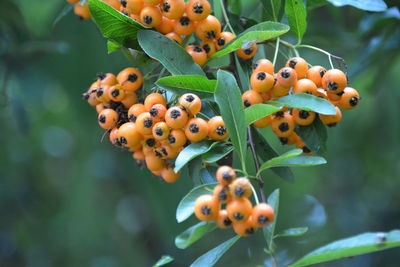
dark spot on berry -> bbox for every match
[252,63,258,70]
[279,137,288,145]
[273,78,277,85]
[193,3,203,14]
[302,146,311,153]
[189,123,199,133]
[234,187,245,197]
[128,73,138,82]
[122,10,129,16]
[319,69,326,77]
[280,69,290,79]
[202,44,210,53]
[96,88,104,97]
[244,47,253,55]
[111,89,120,97]
[120,137,127,144]
[144,118,153,128]
[161,147,168,156]
[97,73,106,80]
[221,171,233,182]
[193,46,203,53]
[113,138,121,147]
[218,188,228,201]
[180,16,190,26]
[278,122,289,132]
[183,140,191,147]
[149,108,158,117]
[233,212,244,221]
[299,110,309,119]
[223,218,232,226]
[336,91,344,96]
[328,81,338,91]
[258,215,269,225]
[155,128,163,136]
[257,72,266,80]
[245,227,255,235]
[155,150,163,158]
[170,109,181,119]
[327,123,337,128]
[143,16,153,25]
[129,114,137,122]
[288,59,297,68]
[201,205,211,216]
[275,111,284,118]
[217,38,226,46]
[120,0,127,7]
[243,100,251,107]
[350,96,359,106]
[216,126,226,136]
[206,30,216,39]
[99,115,106,123]
[162,1,171,12]
[185,94,195,102]
[168,135,176,144]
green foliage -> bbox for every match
[289,230,400,267]
[107,40,121,54]
[263,189,280,251]
[295,117,328,152]
[174,141,220,172]
[153,255,174,267]
[156,75,216,99]
[202,144,234,164]
[327,0,388,12]
[285,0,307,43]
[244,104,281,125]
[175,222,217,249]
[276,227,309,238]
[260,0,282,21]
[257,149,303,175]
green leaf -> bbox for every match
[107,40,121,54]
[277,155,327,167]
[263,189,280,250]
[214,70,248,171]
[257,149,303,175]
[188,157,203,186]
[276,227,308,238]
[190,236,241,267]
[174,141,219,173]
[153,255,174,267]
[176,183,218,223]
[202,144,234,164]
[245,104,281,125]
[285,0,307,43]
[156,75,216,96]
[307,0,328,9]
[253,129,294,183]
[234,54,252,90]
[89,0,145,49]
[295,117,327,153]
[268,93,336,115]
[137,30,206,76]
[327,0,387,12]
[212,22,290,58]
[289,230,400,267]
[201,167,217,183]
[260,0,282,21]
[175,222,217,249]
[53,3,72,27]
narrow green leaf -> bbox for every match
[214,70,247,170]
[253,129,294,183]
[276,227,308,238]
[156,75,216,94]
[174,141,220,172]
[277,155,327,167]
[327,0,387,12]
[201,167,217,183]
[234,54,252,90]
[176,183,218,223]
[137,30,206,76]
[245,104,282,125]
[107,40,120,54]
[263,189,280,250]
[260,0,282,21]
[289,230,400,267]
[258,149,303,175]
[175,222,217,249]
[188,157,203,186]
[190,236,241,267]
[53,3,72,27]
[285,0,307,43]
[212,22,290,58]
[213,0,222,21]
[295,117,327,153]
[268,93,336,115]
[153,255,174,267]
[202,144,234,164]
[89,0,145,49]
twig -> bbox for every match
[220,0,236,34]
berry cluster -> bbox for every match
[242,57,361,154]
[83,68,229,182]
[195,166,274,237]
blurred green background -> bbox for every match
[0,0,399,266]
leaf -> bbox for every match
[174,141,219,173]
[307,0,328,9]
[153,255,174,267]
[156,75,216,97]
[201,167,217,183]
[188,157,203,186]
[260,0,282,21]
[276,227,308,238]
[176,183,218,223]
[253,129,295,183]
[107,40,121,54]
[53,3,72,27]
[190,236,241,267]
[295,117,327,153]
[89,0,145,49]
[214,70,248,170]
[258,149,303,175]
[245,104,282,125]
[285,0,307,43]
[202,144,234,164]
[277,155,327,167]
[289,230,400,267]
[175,222,217,249]
[263,189,280,250]
[137,30,206,76]
[212,22,290,58]
[234,54,252,90]
[327,0,387,12]
[268,93,336,115]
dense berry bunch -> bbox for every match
[83,68,228,182]
[68,0,257,64]
[243,57,361,154]
[194,166,274,237]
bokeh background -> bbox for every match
[0,0,399,266]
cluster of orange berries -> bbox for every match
[242,57,361,154]
[194,166,274,237]
[83,67,229,182]
[68,0,256,65]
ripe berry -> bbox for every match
[161,167,180,183]
[195,15,221,40]
[242,90,263,108]
[126,0,144,14]
[121,91,138,108]
[165,32,183,44]
[74,2,91,20]
[293,78,318,95]
[174,16,194,36]
[286,57,309,78]
[215,31,236,50]
[97,73,117,87]
[152,121,170,140]
[208,116,228,141]
[252,203,275,227]
[133,150,145,160]
[226,198,253,223]
[155,17,175,34]
[144,93,167,111]
[109,127,120,146]
[140,6,162,27]
[322,69,347,93]
[167,129,187,148]
[306,65,327,88]
[161,0,185,19]
[136,112,155,135]
[179,93,202,115]
[201,40,217,58]
[279,132,300,145]
[149,103,167,122]
[338,87,360,110]
[185,45,207,66]
[144,0,161,5]
[216,166,236,185]
[165,107,189,129]
[107,84,125,102]
[216,209,233,229]
[194,194,219,221]
[253,116,272,128]
[277,67,298,88]
[319,106,342,127]
[186,0,211,21]
[98,109,118,129]
[232,216,258,236]
[253,59,274,75]
[250,71,275,93]
[271,80,290,97]
[145,151,165,171]
[229,178,252,199]
[185,117,209,142]
[117,67,143,91]
[213,184,231,204]
[236,43,257,60]
[271,112,295,137]
[118,122,142,148]
[128,103,146,122]
[292,108,316,126]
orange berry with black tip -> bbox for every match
[271,112,295,138]
[186,0,211,21]
[213,184,231,204]
[279,132,300,146]
[327,91,343,102]
[128,103,146,122]
[185,45,207,66]
[98,109,118,130]
[242,90,263,108]
[152,121,170,140]
[185,117,208,142]
[201,40,217,58]
[216,166,236,185]
[145,151,165,171]
[97,73,117,87]
[216,209,233,229]
[253,59,274,75]
[149,103,167,122]
[208,116,228,141]
[74,2,91,20]
[293,108,316,126]
[136,112,155,135]
[174,16,195,36]
[271,80,290,97]
[179,93,202,115]
[118,122,143,148]
[277,67,298,88]
[161,167,180,183]
[107,84,125,102]
[306,65,327,88]
[194,194,219,221]
[126,0,144,14]
[155,17,175,34]
[252,203,274,227]
[195,15,221,40]
[165,32,183,44]
[167,129,187,148]
[286,57,309,78]
[236,43,257,60]
[109,127,121,146]
[319,106,342,127]
[229,177,252,199]
[338,87,360,110]
[215,31,236,50]
[117,67,143,91]
[233,216,258,236]
[140,6,162,27]
[160,0,185,19]
[165,107,189,129]
[250,71,275,93]
[121,91,138,108]
[144,93,167,111]
[293,78,318,95]
[226,197,253,223]
[322,69,347,93]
